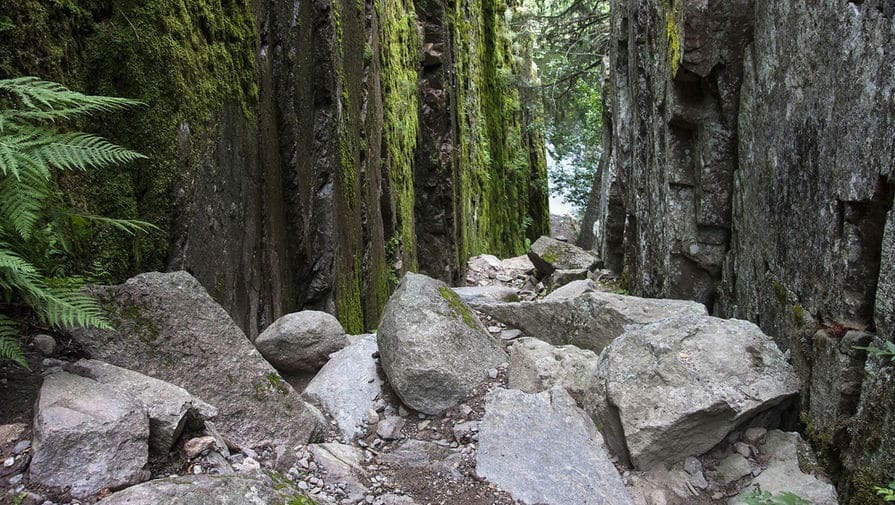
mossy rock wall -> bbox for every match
[0,0,548,336]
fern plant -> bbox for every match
[0,77,154,367]
[740,487,811,505]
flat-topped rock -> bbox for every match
[528,235,600,277]
[477,387,632,505]
[586,314,800,469]
[478,291,707,353]
[508,337,599,405]
[30,372,149,499]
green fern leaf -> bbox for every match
[0,315,27,368]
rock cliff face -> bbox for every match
[0,0,549,336]
[587,0,895,501]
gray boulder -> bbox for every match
[30,372,149,498]
[96,475,289,505]
[736,431,838,505]
[377,273,507,414]
[255,310,349,373]
[478,291,706,353]
[507,337,599,405]
[528,235,599,277]
[545,269,589,292]
[452,286,519,307]
[67,359,217,453]
[70,271,319,449]
[302,334,383,441]
[587,315,800,469]
[477,387,632,505]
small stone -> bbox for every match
[8,473,22,485]
[418,420,430,430]
[734,442,752,458]
[192,465,203,475]
[459,404,473,418]
[376,416,405,440]
[298,481,310,490]
[31,334,56,356]
[683,456,702,476]
[488,368,499,379]
[712,492,723,500]
[744,427,768,444]
[366,409,380,426]
[398,406,409,417]
[3,457,13,467]
[500,329,522,340]
[13,440,31,454]
[184,436,217,459]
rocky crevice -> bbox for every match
[585,1,895,501]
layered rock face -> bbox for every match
[587,0,895,500]
[0,0,548,336]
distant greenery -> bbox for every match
[0,77,154,366]
[515,0,610,213]
[740,488,810,505]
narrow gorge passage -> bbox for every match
[0,1,893,505]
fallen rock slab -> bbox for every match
[478,291,706,353]
[67,359,217,453]
[452,286,519,306]
[29,372,149,499]
[70,271,319,449]
[507,337,599,404]
[255,310,349,373]
[477,387,632,505]
[96,475,296,505]
[377,273,506,414]
[378,440,463,480]
[587,315,800,469]
[528,235,599,277]
[302,334,383,441]
[736,431,838,505]
[542,279,600,301]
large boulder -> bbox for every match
[254,310,349,373]
[377,273,507,414]
[586,315,800,469]
[528,235,599,277]
[70,271,319,449]
[477,387,632,505]
[67,359,217,453]
[96,475,296,505]
[736,431,838,505]
[303,335,383,441]
[507,337,599,405]
[478,291,706,353]
[29,372,149,498]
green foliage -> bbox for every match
[876,481,895,501]
[0,77,154,366]
[516,0,609,215]
[740,487,811,505]
[854,341,895,362]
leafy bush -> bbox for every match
[0,77,153,366]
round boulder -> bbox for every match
[255,311,349,373]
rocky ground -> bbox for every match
[0,238,841,505]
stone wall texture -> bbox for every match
[0,0,549,337]
[584,1,895,502]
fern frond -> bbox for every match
[40,285,112,330]
[0,315,27,368]
[0,77,143,122]
[0,246,38,277]
[29,130,147,172]
[69,213,160,235]
[0,164,48,240]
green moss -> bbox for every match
[772,280,787,304]
[266,372,289,396]
[794,303,805,325]
[376,0,420,274]
[439,286,478,330]
[662,0,682,77]
[0,0,259,282]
